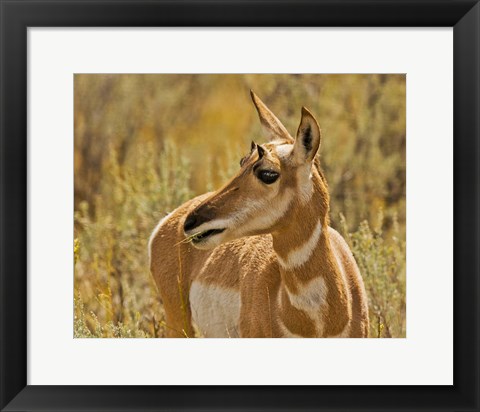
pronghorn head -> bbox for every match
[184,91,328,250]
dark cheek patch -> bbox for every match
[302,125,312,152]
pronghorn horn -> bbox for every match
[250,141,256,152]
[257,145,265,159]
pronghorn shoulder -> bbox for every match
[326,226,358,284]
[193,235,279,291]
[327,227,369,337]
[327,226,354,259]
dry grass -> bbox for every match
[74,74,406,338]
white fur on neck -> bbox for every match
[287,276,328,310]
[286,276,328,337]
[277,220,322,269]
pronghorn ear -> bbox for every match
[250,90,293,142]
[293,107,321,164]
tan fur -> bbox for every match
[149,92,369,338]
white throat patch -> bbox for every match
[277,220,322,269]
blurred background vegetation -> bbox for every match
[74,74,406,338]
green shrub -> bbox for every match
[340,212,406,337]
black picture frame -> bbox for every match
[1,1,479,411]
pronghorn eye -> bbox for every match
[257,170,279,184]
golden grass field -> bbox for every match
[74,74,406,338]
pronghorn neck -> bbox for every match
[271,169,327,263]
[271,184,329,284]
[271,173,350,337]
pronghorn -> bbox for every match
[149,91,369,338]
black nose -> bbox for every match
[184,214,197,232]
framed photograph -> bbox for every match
[1,0,479,411]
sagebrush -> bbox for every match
[74,74,406,338]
